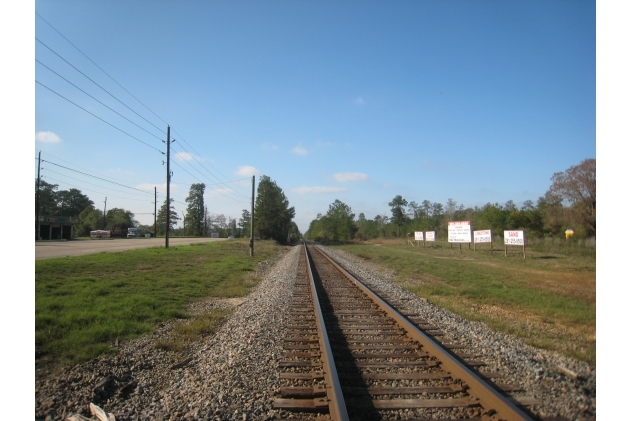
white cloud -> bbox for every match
[292,143,308,155]
[261,143,279,150]
[355,96,364,105]
[175,152,194,161]
[35,131,61,143]
[290,186,347,194]
[333,172,368,182]
[236,165,260,176]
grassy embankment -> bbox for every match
[331,237,595,365]
[36,239,283,367]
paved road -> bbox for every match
[35,237,228,260]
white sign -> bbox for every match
[425,231,435,241]
[448,221,471,243]
[504,230,524,245]
[414,231,424,241]
[474,230,492,243]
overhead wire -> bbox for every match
[36,15,253,213]
[36,81,164,154]
[36,37,165,133]
[171,132,252,197]
[170,146,249,199]
[37,17,251,202]
[36,12,170,127]
[41,159,156,195]
[36,59,164,141]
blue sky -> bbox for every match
[31,0,596,233]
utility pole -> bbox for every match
[250,175,255,257]
[103,197,107,229]
[165,126,172,249]
[154,187,157,237]
[36,151,42,240]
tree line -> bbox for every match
[306,158,596,242]
[36,175,301,243]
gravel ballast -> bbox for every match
[35,244,595,421]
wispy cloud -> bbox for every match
[333,172,368,182]
[235,165,260,176]
[355,96,364,105]
[175,152,195,161]
[35,131,61,143]
[290,186,347,194]
[292,143,308,155]
[316,141,335,148]
[261,143,279,150]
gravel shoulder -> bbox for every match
[35,244,595,421]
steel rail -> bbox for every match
[313,244,534,421]
[303,243,349,421]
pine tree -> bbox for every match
[156,198,180,236]
[183,183,205,236]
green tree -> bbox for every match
[57,188,94,217]
[320,199,357,241]
[239,209,251,238]
[36,179,59,216]
[254,175,295,243]
[76,205,103,236]
[547,158,596,234]
[105,208,137,231]
[183,183,205,236]
[156,198,180,236]
[389,195,408,236]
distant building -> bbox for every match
[36,216,78,240]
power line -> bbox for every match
[43,176,154,204]
[36,15,252,199]
[36,12,170,128]
[42,168,156,200]
[173,129,254,197]
[42,159,156,195]
[36,81,164,154]
[169,148,250,204]
[171,146,249,198]
[36,37,165,133]
[36,59,164,141]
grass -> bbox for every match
[331,238,596,364]
[36,239,283,366]
[154,308,231,352]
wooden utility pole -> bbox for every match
[154,187,157,237]
[165,126,171,249]
[36,150,41,240]
[250,175,255,257]
[103,197,107,228]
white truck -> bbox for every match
[127,227,141,238]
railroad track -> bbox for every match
[273,243,538,421]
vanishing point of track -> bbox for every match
[273,243,537,421]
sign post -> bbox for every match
[504,230,526,258]
[448,221,471,250]
[425,231,435,247]
[473,229,492,252]
[414,231,423,247]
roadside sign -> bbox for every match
[414,231,423,241]
[448,221,471,243]
[474,230,492,243]
[425,231,435,241]
[504,230,526,258]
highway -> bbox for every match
[35,237,228,260]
